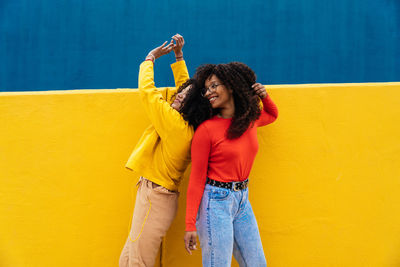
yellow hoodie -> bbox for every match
[125,60,193,191]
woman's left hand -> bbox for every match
[146,40,174,61]
[172,33,184,58]
[252,83,268,99]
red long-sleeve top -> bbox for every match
[185,95,278,231]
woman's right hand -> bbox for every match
[184,231,198,255]
[146,40,174,61]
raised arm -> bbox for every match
[168,34,190,100]
[252,83,279,126]
[138,42,188,139]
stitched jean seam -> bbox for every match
[234,189,249,220]
[206,191,214,267]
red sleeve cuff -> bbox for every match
[185,224,197,232]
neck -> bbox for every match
[218,100,235,118]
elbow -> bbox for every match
[263,109,278,126]
[270,105,279,120]
[267,108,278,123]
[269,114,278,124]
[272,109,279,120]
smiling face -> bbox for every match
[204,75,234,110]
[171,85,191,111]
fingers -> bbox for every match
[184,232,197,255]
[172,33,184,48]
[172,37,180,48]
[158,41,168,48]
[184,236,193,255]
[188,236,197,251]
[184,242,191,255]
[176,35,183,47]
[251,82,263,90]
[252,83,264,94]
[164,42,174,51]
[172,34,182,43]
[252,83,267,99]
[159,41,173,55]
[151,34,184,60]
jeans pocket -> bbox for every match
[209,188,231,201]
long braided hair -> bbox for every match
[193,62,261,139]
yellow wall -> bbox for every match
[1,83,400,267]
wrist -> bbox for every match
[175,53,183,62]
[145,53,155,62]
[175,51,183,58]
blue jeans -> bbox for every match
[196,184,267,267]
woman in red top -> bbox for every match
[184,62,278,266]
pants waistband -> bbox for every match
[206,177,249,191]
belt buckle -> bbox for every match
[233,180,249,191]
[233,182,241,191]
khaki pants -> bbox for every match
[119,178,179,267]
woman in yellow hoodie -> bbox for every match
[119,34,211,267]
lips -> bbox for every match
[208,96,218,104]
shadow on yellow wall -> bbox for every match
[1,83,400,267]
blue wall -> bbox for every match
[1,0,399,92]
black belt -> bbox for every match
[206,177,249,191]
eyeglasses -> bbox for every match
[201,83,224,96]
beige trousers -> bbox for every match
[119,178,179,267]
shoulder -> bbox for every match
[193,119,214,139]
[196,116,221,132]
[195,120,210,133]
[169,107,194,131]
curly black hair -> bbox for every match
[175,78,212,130]
[193,62,261,139]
